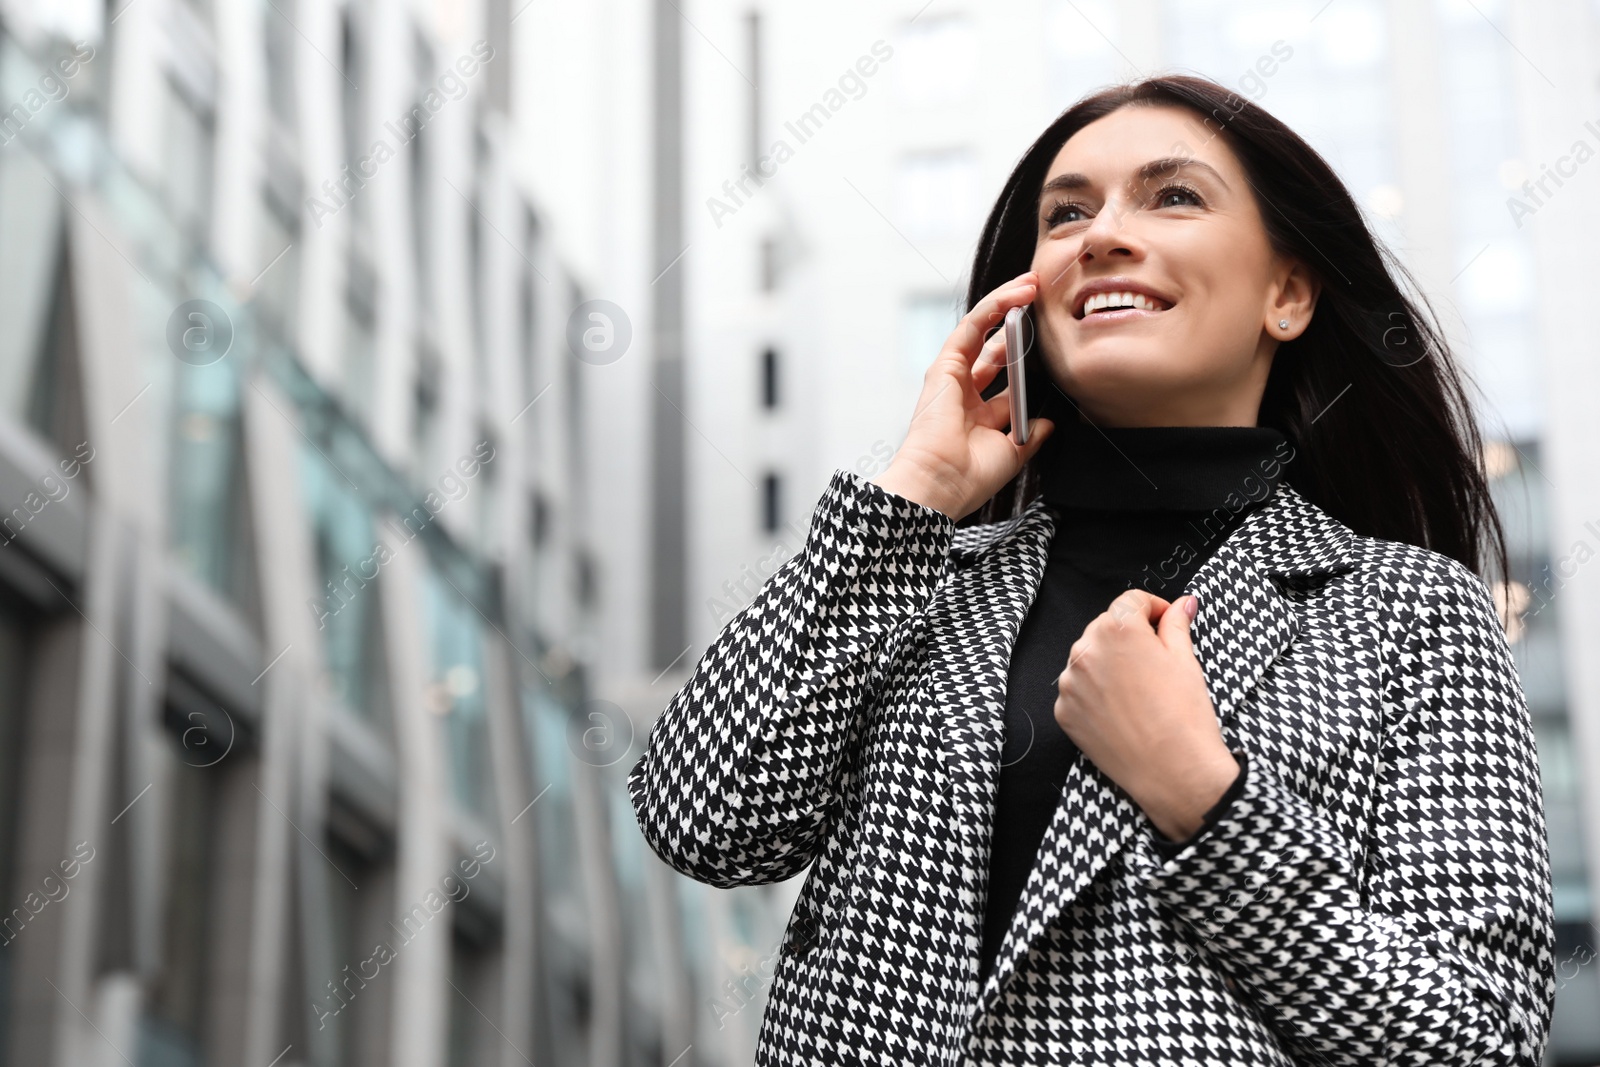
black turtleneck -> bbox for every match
[977,410,1293,984]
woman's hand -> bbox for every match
[870,271,1055,521]
[1054,589,1241,841]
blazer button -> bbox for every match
[1223,976,1239,993]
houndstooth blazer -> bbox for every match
[628,467,1556,1066]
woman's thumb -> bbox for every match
[1160,594,1199,651]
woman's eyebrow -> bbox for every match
[1132,154,1228,187]
[1036,171,1100,195]
[1040,157,1230,197]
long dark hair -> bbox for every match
[964,74,1509,586]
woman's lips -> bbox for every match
[1076,304,1173,326]
[1081,289,1171,315]
[1073,289,1175,318]
[1068,279,1184,326]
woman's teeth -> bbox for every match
[1081,291,1172,317]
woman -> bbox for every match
[628,74,1556,1066]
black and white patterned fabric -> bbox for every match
[628,467,1555,1066]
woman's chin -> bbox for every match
[1055,350,1173,392]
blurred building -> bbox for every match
[3,0,1599,1066]
[0,0,700,1063]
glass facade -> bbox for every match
[1492,440,1592,924]
[170,354,252,607]
[0,2,1595,1065]
[420,563,498,822]
[302,443,389,725]
[0,8,613,1065]
[1162,0,1405,253]
[526,685,592,1066]
[0,150,69,443]
[136,731,220,1067]
[609,774,662,1066]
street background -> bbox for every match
[0,0,1598,1064]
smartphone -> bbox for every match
[1004,305,1030,446]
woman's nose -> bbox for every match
[1078,197,1141,261]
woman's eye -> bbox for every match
[1044,202,1085,227]
[1156,183,1204,208]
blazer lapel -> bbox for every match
[921,503,1056,1012]
[963,479,1356,1021]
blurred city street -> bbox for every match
[0,0,1598,1064]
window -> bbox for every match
[1161,0,1399,251]
[761,473,782,533]
[759,234,780,291]
[343,249,377,428]
[136,729,223,1067]
[0,151,81,451]
[903,293,960,382]
[300,444,389,725]
[171,356,256,610]
[419,564,496,820]
[893,151,979,241]
[446,930,495,1065]
[1311,2,1386,67]
[164,78,214,242]
[21,224,85,451]
[471,131,490,399]
[1435,0,1541,438]
[610,781,663,1062]
[529,490,551,549]
[257,181,301,339]
[410,31,435,319]
[745,12,763,166]
[526,686,592,1067]
[519,207,541,404]
[1044,0,1121,106]
[1488,440,1587,921]
[340,6,367,229]
[319,831,392,1067]
[264,2,297,127]
[574,550,597,609]
[760,347,780,409]
[474,425,501,557]
[894,17,977,106]
[412,342,442,484]
[1535,717,1591,921]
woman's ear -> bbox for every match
[1267,259,1318,340]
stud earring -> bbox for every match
[1278,319,1289,330]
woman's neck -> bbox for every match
[1035,411,1292,513]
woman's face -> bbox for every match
[1029,104,1318,428]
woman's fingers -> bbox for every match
[887,270,1045,522]
[978,386,1013,430]
[942,272,1037,367]
[972,328,1009,391]
[1105,588,1172,628]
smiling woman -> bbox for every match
[960,80,1505,573]
[630,73,1554,1067]
[1028,122,1312,431]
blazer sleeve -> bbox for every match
[1133,557,1556,1067]
[627,468,957,888]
